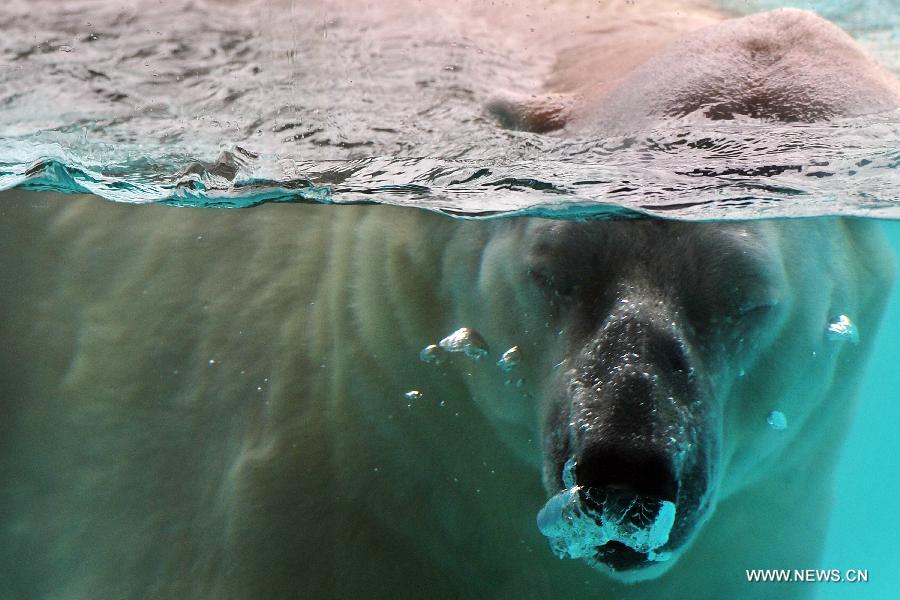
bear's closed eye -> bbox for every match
[737,297,780,319]
[528,266,579,298]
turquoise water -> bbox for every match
[1,0,899,598]
[821,220,900,600]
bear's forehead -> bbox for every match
[525,220,763,268]
[523,219,786,311]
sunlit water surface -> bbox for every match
[0,0,897,218]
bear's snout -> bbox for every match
[566,310,701,485]
[541,304,719,578]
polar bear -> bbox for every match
[0,5,897,600]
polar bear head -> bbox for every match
[459,216,890,582]
[469,8,898,582]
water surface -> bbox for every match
[0,0,897,218]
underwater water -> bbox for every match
[819,219,900,600]
[1,0,899,598]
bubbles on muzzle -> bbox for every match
[536,458,676,566]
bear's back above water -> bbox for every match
[570,9,900,133]
[491,8,900,134]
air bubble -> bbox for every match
[766,410,788,430]
[438,327,489,360]
[419,343,446,364]
[497,346,522,371]
[825,314,859,344]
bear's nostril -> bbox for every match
[574,444,678,503]
[667,343,691,377]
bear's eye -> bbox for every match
[529,267,576,299]
[734,280,782,318]
[737,299,779,319]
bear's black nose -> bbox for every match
[574,443,678,503]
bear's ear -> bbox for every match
[486,92,576,133]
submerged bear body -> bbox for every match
[0,197,892,599]
[1,3,898,599]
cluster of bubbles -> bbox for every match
[536,458,676,563]
[416,313,859,430]
[419,327,522,370]
[408,327,525,401]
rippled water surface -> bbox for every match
[0,0,897,217]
